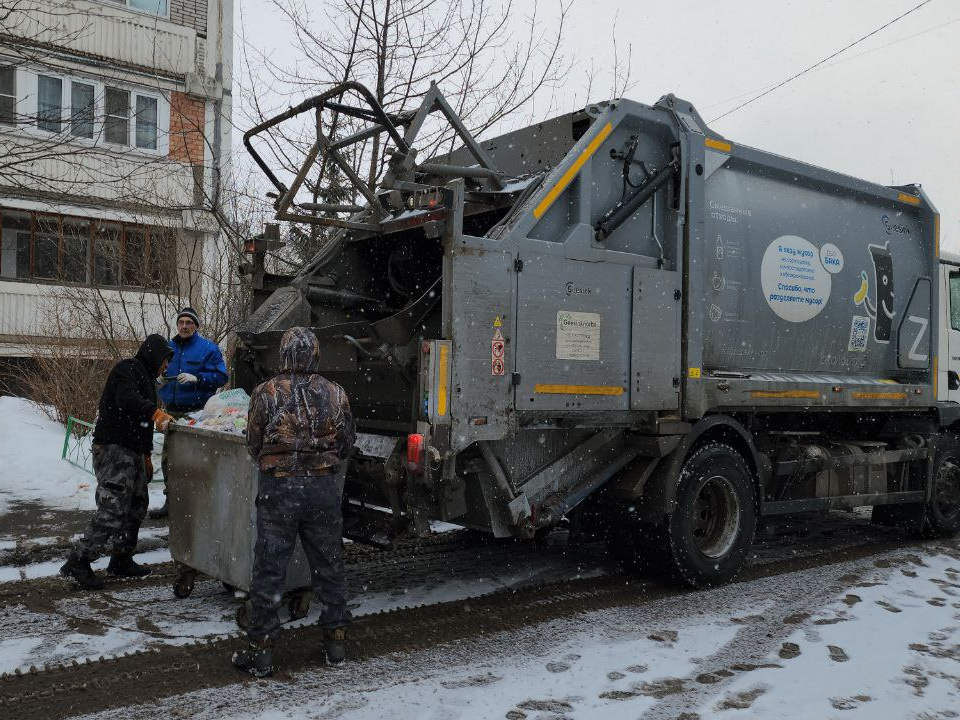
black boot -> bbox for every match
[232,639,273,678]
[60,552,105,590]
[148,497,168,520]
[323,626,347,666]
[107,554,152,577]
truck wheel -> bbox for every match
[926,450,960,536]
[666,443,756,587]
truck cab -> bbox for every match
[938,252,960,403]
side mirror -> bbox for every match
[948,371,960,391]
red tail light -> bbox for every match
[407,433,425,474]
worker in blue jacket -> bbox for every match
[151,307,229,518]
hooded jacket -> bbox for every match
[246,327,355,477]
[158,331,229,411]
[92,334,173,453]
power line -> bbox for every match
[703,14,959,112]
[710,0,936,123]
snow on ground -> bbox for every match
[0,396,165,524]
[0,396,99,514]
[0,546,172,584]
[0,541,603,675]
[88,543,960,720]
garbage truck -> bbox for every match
[168,81,960,589]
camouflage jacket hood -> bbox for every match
[246,328,355,477]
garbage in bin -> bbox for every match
[176,388,250,435]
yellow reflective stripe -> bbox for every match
[705,137,732,153]
[751,390,820,399]
[534,384,625,396]
[898,192,921,206]
[437,344,449,416]
[533,122,614,219]
[851,391,907,400]
[935,214,940,258]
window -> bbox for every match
[0,210,31,279]
[148,229,175,289]
[122,226,148,286]
[62,217,90,283]
[34,215,61,280]
[70,82,95,139]
[950,272,960,332]
[0,66,14,126]
[104,87,129,145]
[6,70,167,153]
[101,0,169,15]
[135,95,158,150]
[0,208,174,288]
[129,0,168,15]
[94,221,121,285]
[37,75,62,133]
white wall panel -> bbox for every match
[0,280,173,356]
[6,1,196,77]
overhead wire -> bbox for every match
[710,0,936,123]
[703,14,959,112]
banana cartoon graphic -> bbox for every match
[854,270,877,319]
[854,271,870,306]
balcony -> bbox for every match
[3,0,197,78]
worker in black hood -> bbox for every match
[61,334,176,590]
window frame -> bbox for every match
[70,80,96,140]
[94,0,170,20]
[104,86,131,146]
[12,67,169,156]
[36,73,63,134]
[0,65,15,126]
[0,206,177,292]
[948,271,960,332]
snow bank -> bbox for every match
[0,396,97,514]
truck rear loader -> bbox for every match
[170,81,960,589]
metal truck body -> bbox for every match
[219,83,960,586]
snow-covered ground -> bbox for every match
[2,396,959,719]
[0,396,101,515]
[82,543,960,720]
[0,396,165,518]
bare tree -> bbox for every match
[238,0,571,263]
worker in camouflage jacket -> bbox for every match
[61,334,175,590]
[232,326,355,678]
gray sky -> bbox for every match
[235,0,959,248]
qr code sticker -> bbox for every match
[848,315,870,351]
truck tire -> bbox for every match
[665,443,756,587]
[926,447,960,537]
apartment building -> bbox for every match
[0,0,233,361]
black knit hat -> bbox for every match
[176,307,200,328]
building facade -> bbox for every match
[0,0,233,358]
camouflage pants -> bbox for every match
[248,473,351,641]
[75,444,149,561]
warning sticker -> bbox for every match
[491,358,505,376]
[556,311,600,361]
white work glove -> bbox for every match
[177,372,198,384]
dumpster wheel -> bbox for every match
[236,601,250,630]
[288,588,312,620]
[173,565,197,599]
